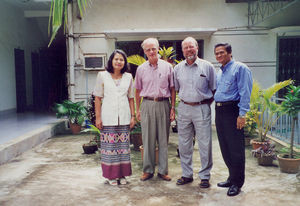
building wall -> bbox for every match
[70,0,281,102]
[0,2,45,112]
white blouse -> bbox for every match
[93,71,134,126]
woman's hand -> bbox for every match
[96,118,103,130]
[130,117,136,129]
[136,111,141,121]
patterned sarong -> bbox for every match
[100,125,132,179]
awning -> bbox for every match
[103,28,217,38]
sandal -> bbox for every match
[176,176,193,185]
[199,179,210,188]
[119,177,127,185]
[107,179,118,186]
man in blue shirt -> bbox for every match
[214,43,253,196]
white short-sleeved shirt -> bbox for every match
[93,71,134,126]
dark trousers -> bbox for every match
[215,103,245,188]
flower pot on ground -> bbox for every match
[54,100,88,134]
[277,154,300,173]
[82,124,101,148]
[251,141,276,166]
[277,85,300,173]
[139,145,159,165]
[82,141,98,154]
[249,80,292,148]
[130,122,142,151]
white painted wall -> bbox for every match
[0,2,46,112]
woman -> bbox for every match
[93,50,135,185]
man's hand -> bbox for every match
[236,116,246,130]
[170,108,175,122]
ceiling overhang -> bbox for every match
[103,28,217,38]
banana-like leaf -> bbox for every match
[48,0,88,47]
[127,55,146,66]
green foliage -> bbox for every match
[250,79,293,142]
[281,85,300,119]
[130,121,141,134]
[127,55,146,66]
[82,124,100,135]
[281,85,300,158]
[54,100,87,125]
[48,0,88,47]
[279,147,300,159]
[159,46,176,61]
[244,109,257,137]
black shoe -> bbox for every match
[227,185,241,196]
[176,176,193,185]
[217,180,232,188]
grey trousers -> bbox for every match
[141,99,170,175]
[177,102,213,180]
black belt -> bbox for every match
[144,97,169,102]
[181,99,211,106]
[215,101,239,107]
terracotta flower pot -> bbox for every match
[277,154,300,174]
[69,122,81,134]
[139,145,159,165]
[251,139,268,150]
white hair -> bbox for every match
[141,38,159,50]
[182,37,198,48]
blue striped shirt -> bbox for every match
[214,60,253,116]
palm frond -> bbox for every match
[263,79,293,100]
[48,0,88,47]
[127,55,146,66]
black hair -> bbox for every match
[214,43,232,54]
[106,49,129,74]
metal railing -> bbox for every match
[263,97,300,147]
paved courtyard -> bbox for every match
[0,128,299,206]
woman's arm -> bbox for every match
[95,96,103,129]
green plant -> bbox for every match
[54,100,87,125]
[82,124,101,147]
[48,0,88,47]
[130,121,141,135]
[281,85,300,158]
[127,55,146,66]
[250,79,293,142]
[244,109,258,137]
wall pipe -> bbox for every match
[67,2,75,101]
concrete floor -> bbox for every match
[0,128,299,206]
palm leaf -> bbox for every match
[48,0,88,47]
[263,79,293,100]
[127,55,146,66]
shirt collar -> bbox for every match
[220,60,234,71]
[148,59,160,70]
[184,57,200,67]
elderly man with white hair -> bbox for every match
[135,37,176,182]
[174,37,216,188]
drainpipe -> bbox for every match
[67,2,75,101]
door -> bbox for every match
[14,48,26,113]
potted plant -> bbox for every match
[251,140,276,166]
[54,100,88,134]
[82,124,101,154]
[249,79,293,149]
[130,121,143,151]
[277,85,300,173]
[244,109,258,146]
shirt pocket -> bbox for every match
[221,77,236,93]
[158,73,169,89]
[195,73,208,92]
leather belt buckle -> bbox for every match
[216,102,222,106]
[154,97,159,102]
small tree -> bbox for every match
[281,85,300,158]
